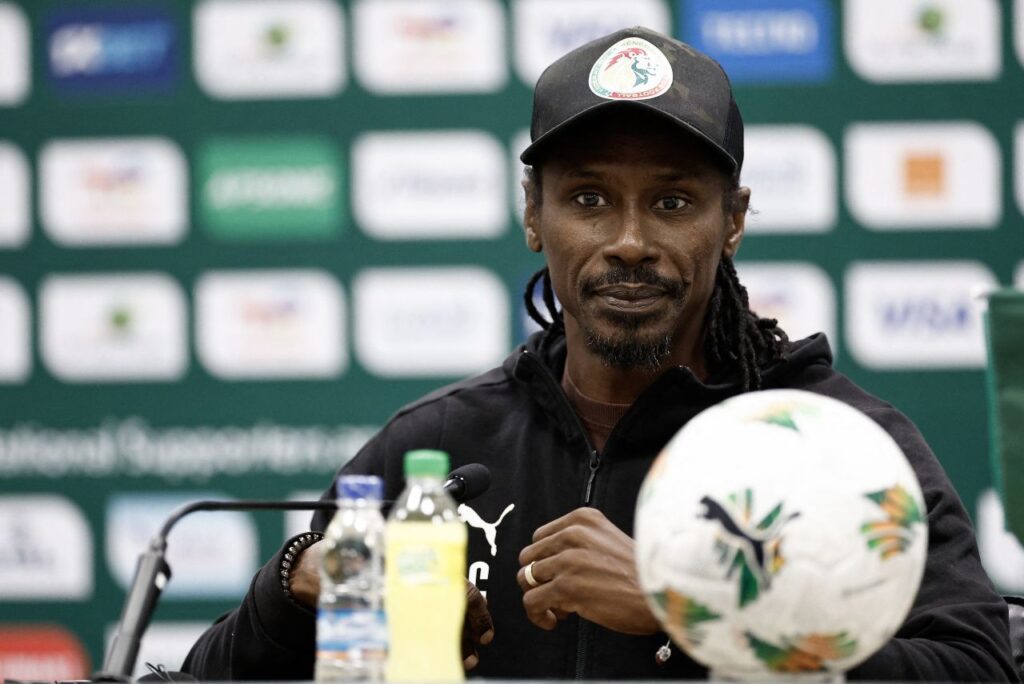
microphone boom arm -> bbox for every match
[96,500,337,682]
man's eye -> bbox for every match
[655,196,689,210]
[573,192,607,207]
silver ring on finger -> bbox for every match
[525,560,541,587]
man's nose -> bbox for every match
[601,204,658,265]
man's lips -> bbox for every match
[591,284,667,309]
[593,284,666,300]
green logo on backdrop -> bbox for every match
[199,137,343,240]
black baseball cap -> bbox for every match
[520,26,743,173]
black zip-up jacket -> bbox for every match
[183,330,1017,681]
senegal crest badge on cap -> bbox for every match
[589,37,673,101]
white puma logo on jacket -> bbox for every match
[458,502,515,557]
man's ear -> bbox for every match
[523,180,543,253]
[723,186,750,258]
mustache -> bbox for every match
[582,266,686,298]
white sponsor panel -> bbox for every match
[40,273,188,382]
[354,0,505,94]
[194,0,344,99]
[512,0,670,86]
[0,278,30,382]
[0,495,92,599]
[735,262,836,351]
[196,270,346,379]
[845,0,1000,82]
[354,131,506,239]
[0,141,29,246]
[1018,0,1024,70]
[845,261,996,369]
[106,493,258,599]
[286,490,325,540]
[1016,122,1024,219]
[742,125,835,233]
[105,622,210,678]
[977,489,1024,594]
[1016,262,1024,290]
[0,3,29,105]
[355,267,509,376]
[845,122,1000,230]
[40,138,187,246]
[511,129,532,226]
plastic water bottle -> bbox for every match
[315,475,387,681]
[385,450,468,682]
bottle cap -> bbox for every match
[404,449,449,478]
[336,475,384,501]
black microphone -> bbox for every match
[444,463,491,503]
[97,464,491,681]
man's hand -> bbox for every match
[462,580,494,670]
[289,541,494,670]
[516,507,659,635]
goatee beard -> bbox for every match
[583,327,673,371]
[579,265,684,371]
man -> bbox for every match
[184,27,1016,681]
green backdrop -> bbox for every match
[1,0,1022,675]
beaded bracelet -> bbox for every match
[279,532,323,601]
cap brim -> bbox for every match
[519,100,739,172]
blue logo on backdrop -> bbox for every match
[881,298,972,334]
[679,0,833,84]
[46,7,177,94]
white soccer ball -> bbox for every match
[635,389,927,681]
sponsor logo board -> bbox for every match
[511,129,532,227]
[1016,122,1024,219]
[742,125,835,233]
[354,267,509,376]
[845,261,996,369]
[845,0,1000,82]
[106,493,257,599]
[354,131,506,239]
[0,3,29,105]
[513,0,670,86]
[46,7,178,94]
[679,0,833,83]
[517,267,558,343]
[40,138,187,246]
[104,622,209,678]
[0,495,92,600]
[0,626,90,680]
[286,490,324,540]
[1018,0,1024,71]
[1016,262,1024,290]
[196,270,346,379]
[0,278,30,383]
[354,0,505,94]
[0,141,29,247]
[736,262,836,352]
[194,0,344,99]
[198,137,342,240]
[40,273,188,382]
[845,122,1000,229]
[977,488,1024,594]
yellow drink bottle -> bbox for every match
[385,450,467,682]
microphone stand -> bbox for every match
[95,500,336,682]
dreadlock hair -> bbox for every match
[522,167,788,393]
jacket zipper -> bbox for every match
[583,449,601,506]
[518,351,602,680]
